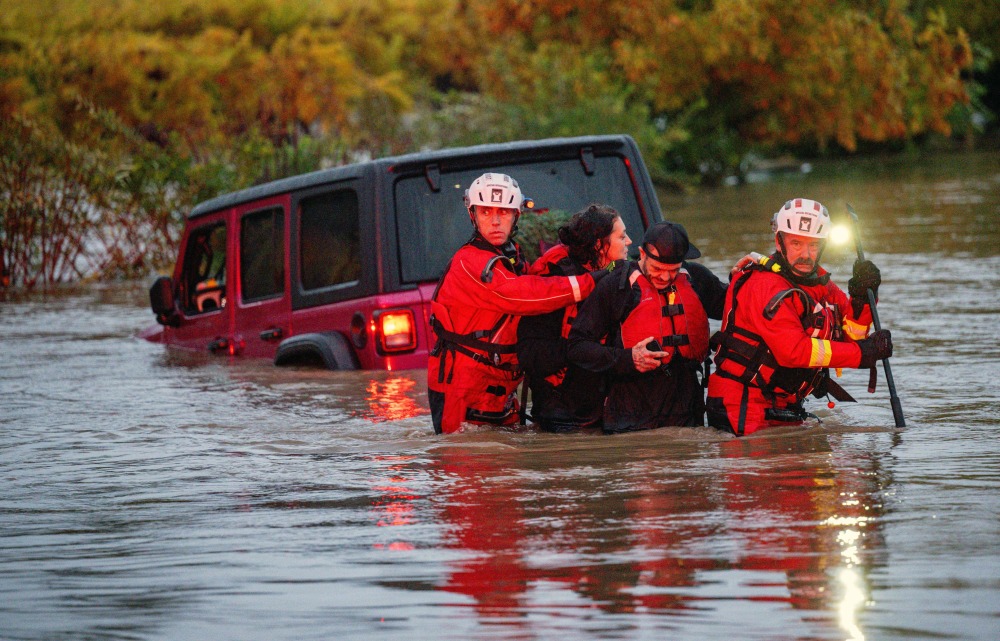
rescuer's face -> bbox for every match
[778,232,824,277]
[474,205,517,246]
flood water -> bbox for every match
[2,150,999,640]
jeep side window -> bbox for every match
[299,189,360,291]
[182,223,227,314]
[240,207,285,303]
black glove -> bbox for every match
[848,259,881,316]
[857,329,893,368]
[811,370,830,398]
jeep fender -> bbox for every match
[274,332,359,370]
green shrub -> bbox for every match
[515,208,573,265]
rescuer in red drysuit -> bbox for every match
[428,173,606,435]
[566,221,728,433]
[515,204,632,432]
[706,198,894,436]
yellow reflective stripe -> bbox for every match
[809,338,832,367]
[842,318,869,341]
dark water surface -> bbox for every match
[2,151,999,640]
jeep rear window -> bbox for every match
[394,155,645,283]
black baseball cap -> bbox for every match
[642,222,701,264]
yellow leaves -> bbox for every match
[1,0,426,157]
[0,0,978,168]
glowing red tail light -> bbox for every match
[373,309,417,353]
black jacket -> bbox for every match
[516,253,605,431]
[566,260,726,433]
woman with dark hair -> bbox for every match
[516,204,632,432]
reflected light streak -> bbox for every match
[837,529,862,566]
[833,507,869,641]
[823,516,870,527]
[837,566,866,641]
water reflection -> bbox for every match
[422,430,889,637]
[371,455,418,552]
[718,432,887,638]
[433,446,533,622]
[361,377,428,423]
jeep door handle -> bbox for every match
[208,337,232,353]
[259,327,284,341]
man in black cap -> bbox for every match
[566,221,728,433]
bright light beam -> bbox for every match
[829,224,851,246]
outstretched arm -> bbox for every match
[453,254,595,315]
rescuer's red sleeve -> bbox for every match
[450,251,594,316]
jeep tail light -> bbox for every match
[373,309,416,353]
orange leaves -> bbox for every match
[2,0,424,157]
[461,0,973,154]
[0,0,978,174]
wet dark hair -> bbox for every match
[558,204,620,268]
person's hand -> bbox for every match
[730,252,764,277]
[631,336,668,373]
[849,259,881,316]
[849,259,881,298]
[857,329,893,368]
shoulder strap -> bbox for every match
[763,287,815,321]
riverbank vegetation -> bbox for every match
[0,0,991,290]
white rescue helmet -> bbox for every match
[771,198,830,239]
[464,173,523,220]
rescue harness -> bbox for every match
[429,236,524,385]
[710,260,845,434]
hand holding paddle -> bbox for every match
[846,204,906,427]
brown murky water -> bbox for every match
[1,150,998,640]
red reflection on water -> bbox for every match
[434,449,533,619]
[362,376,428,422]
[719,432,885,621]
[623,460,723,613]
[370,455,420,552]
[426,431,886,634]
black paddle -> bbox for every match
[846,204,906,427]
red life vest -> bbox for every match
[711,266,843,402]
[620,268,710,364]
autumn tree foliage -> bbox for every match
[461,0,973,168]
[0,0,979,288]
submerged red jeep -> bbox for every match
[142,135,665,370]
